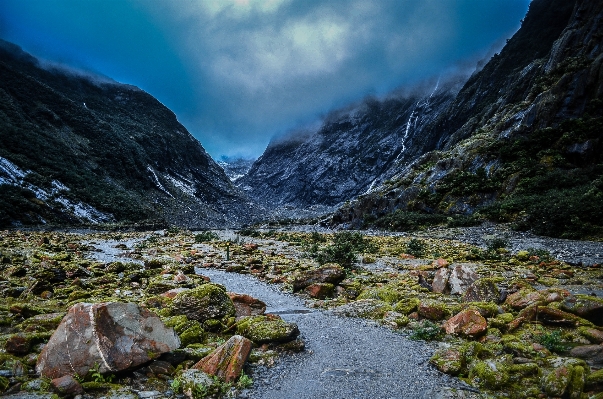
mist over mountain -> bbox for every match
[0,39,256,228]
[239,74,468,211]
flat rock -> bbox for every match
[569,345,603,367]
[228,292,266,317]
[36,302,180,379]
[193,335,252,382]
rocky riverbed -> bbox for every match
[0,225,601,398]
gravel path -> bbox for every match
[200,269,474,399]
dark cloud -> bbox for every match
[0,0,530,159]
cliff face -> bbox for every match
[333,0,603,239]
[239,78,464,210]
[0,40,255,228]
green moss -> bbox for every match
[179,323,206,346]
[393,298,420,314]
[357,284,405,304]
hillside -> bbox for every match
[332,0,603,239]
[0,40,255,228]
[239,77,465,210]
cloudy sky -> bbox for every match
[0,0,530,160]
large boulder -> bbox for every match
[559,294,603,326]
[36,302,180,379]
[193,335,252,382]
[291,264,346,292]
[170,284,235,322]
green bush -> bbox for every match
[406,239,427,257]
[195,231,219,242]
[537,330,567,353]
[311,231,376,268]
[410,320,442,341]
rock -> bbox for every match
[235,315,299,344]
[161,288,189,299]
[462,278,500,303]
[569,345,603,367]
[291,264,346,292]
[393,298,420,314]
[448,265,477,295]
[541,359,586,399]
[170,284,235,322]
[506,288,572,310]
[51,375,84,396]
[36,302,180,379]
[5,334,31,355]
[305,283,334,299]
[559,294,603,326]
[468,360,509,389]
[578,326,603,344]
[443,309,488,338]
[430,347,464,375]
[193,335,252,382]
[586,368,603,390]
[175,369,221,399]
[333,299,393,319]
[228,292,266,317]
[431,268,450,294]
[146,360,175,376]
[542,365,572,397]
[418,300,450,320]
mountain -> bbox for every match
[0,40,256,228]
[217,157,255,182]
[239,77,466,210]
[332,0,603,239]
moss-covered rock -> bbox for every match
[357,284,405,304]
[468,360,510,389]
[418,300,450,320]
[170,284,235,322]
[430,347,464,376]
[332,299,393,319]
[236,315,299,344]
[586,368,603,390]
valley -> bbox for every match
[1,0,603,397]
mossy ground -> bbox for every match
[1,228,602,397]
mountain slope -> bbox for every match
[333,0,603,239]
[239,78,465,209]
[0,40,255,228]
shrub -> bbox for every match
[410,320,442,341]
[312,231,376,268]
[195,231,219,243]
[406,239,427,257]
[537,330,566,353]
